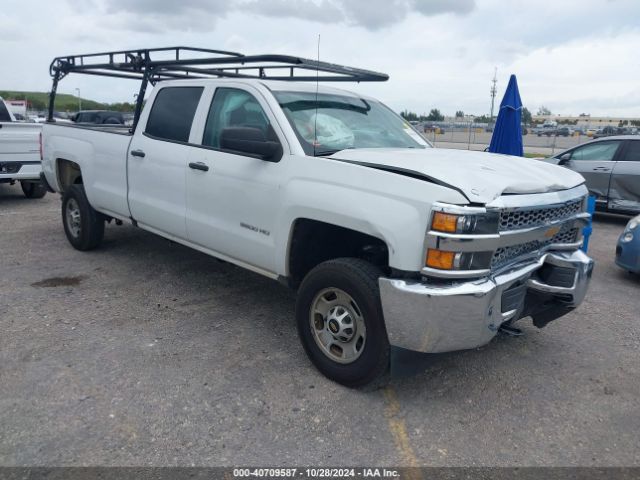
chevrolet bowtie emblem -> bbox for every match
[544,226,561,238]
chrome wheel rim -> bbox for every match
[309,288,366,364]
[66,198,81,238]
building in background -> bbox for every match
[5,99,28,119]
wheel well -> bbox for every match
[57,159,82,191]
[288,219,389,287]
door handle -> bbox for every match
[130,149,146,158]
[188,162,209,172]
[592,166,611,171]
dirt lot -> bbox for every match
[1,184,639,466]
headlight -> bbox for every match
[431,210,499,235]
[628,218,639,231]
[621,232,634,243]
[426,249,493,271]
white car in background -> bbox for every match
[0,97,46,198]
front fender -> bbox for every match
[274,167,468,274]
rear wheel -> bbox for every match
[62,184,104,250]
[296,258,390,387]
[20,181,47,199]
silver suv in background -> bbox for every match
[542,136,640,215]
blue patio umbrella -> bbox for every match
[488,74,523,156]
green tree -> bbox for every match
[455,110,464,118]
[426,108,444,121]
[522,107,532,126]
[400,110,418,121]
[537,105,551,116]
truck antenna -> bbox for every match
[313,34,320,157]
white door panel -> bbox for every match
[186,148,281,272]
[127,136,189,237]
[127,85,204,239]
[185,86,284,273]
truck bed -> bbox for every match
[43,122,133,219]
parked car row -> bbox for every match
[531,124,639,138]
[592,126,638,139]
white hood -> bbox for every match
[331,148,585,204]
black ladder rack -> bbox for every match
[47,46,389,129]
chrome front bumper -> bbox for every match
[379,249,594,353]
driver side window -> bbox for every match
[202,88,272,149]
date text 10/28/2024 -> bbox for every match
[232,468,401,478]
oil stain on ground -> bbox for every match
[31,275,87,288]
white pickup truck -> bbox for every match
[41,48,594,386]
[0,97,46,198]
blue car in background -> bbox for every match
[616,215,640,273]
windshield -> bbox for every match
[273,91,429,156]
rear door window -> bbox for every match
[620,141,640,162]
[145,87,204,143]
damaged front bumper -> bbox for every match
[379,249,594,353]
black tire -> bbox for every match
[20,181,47,199]
[61,184,104,250]
[296,258,390,388]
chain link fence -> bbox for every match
[418,123,596,156]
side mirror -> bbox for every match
[558,153,571,165]
[220,127,282,162]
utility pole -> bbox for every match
[489,67,497,122]
[75,88,81,112]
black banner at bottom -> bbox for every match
[0,467,638,480]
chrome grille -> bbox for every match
[499,199,584,231]
[491,227,579,268]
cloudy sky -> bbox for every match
[1,0,639,117]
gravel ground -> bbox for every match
[1,184,639,467]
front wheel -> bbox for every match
[296,258,390,387]
[20,181,47,199]
[62,184,104,250]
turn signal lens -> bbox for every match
[432,212,458,233]
[426,249,455,269]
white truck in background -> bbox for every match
[41,48,594,387]
[0,97,46,198]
